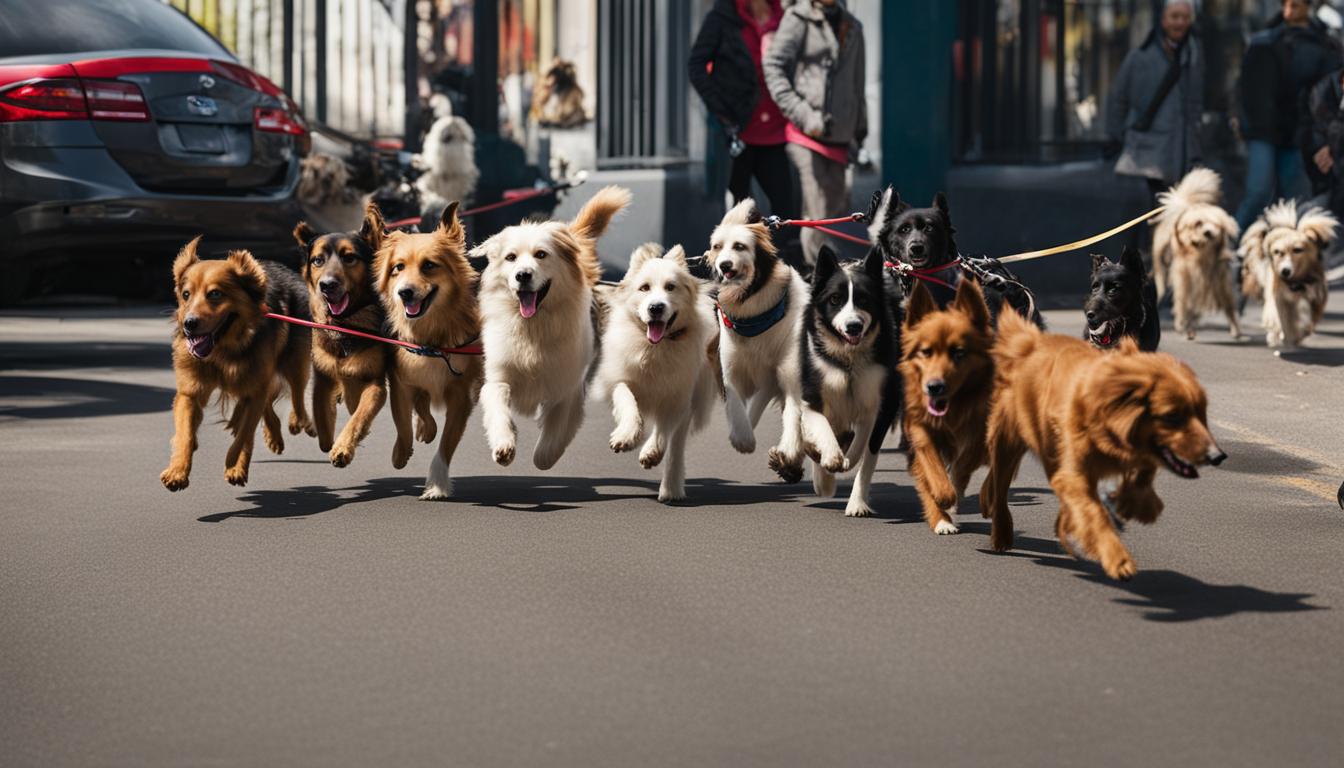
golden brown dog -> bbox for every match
[294,203,390,467]
[160,238,314,491]
[980,309,1226,580]
[531,58,587,128]
[376,201,483,499]
[900,279,995,535]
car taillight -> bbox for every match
[83,81,149,121]
[255,106,305,135]
[0,78,88,121]
[0,78,148,123]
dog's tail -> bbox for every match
[1158,167,1223,212]
[571,185,632,242]
[993,299,1041,368]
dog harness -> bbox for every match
[718,290,789,337]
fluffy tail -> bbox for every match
[571,185,632,241]
[1158,167,1223,211]
[994,302,1041,370]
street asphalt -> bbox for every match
[1,292,1342,767]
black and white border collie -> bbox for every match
[799,245,901,516]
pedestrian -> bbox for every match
[1235,0,1343,231]
[762,0,866,266]
[1104,0,1204,201]
[689,0,795,219]
[1303,66,1344,217]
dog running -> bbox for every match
[1239,199,1339,349]
[161,238,314,491]
[1083,246,1161,352]
[1152,168,1241,341]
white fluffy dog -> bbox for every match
[595,244,719,502]
[473,185,631,469]
[707,199,813,484]
[416,114,480,214]
[1239,199,1338,349]
[1152,168,1242,340]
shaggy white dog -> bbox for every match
[1239,200,1338,349]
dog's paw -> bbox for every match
[264,430,285,456]
[639,445,664,469]
[767,449,804,484]
[494,443,516,467]
[990,523,1014,552]
[420,482,452,501]
[330,442,355,468]
[728,428,756,454]
[609,427,641,454]
[160,466,190,492]
[657,483,686,504]
[289,412,314,437]
[1104,553,1138,581]
[844,500,873,518]
[822,452,850,474]
[1185,329,1196,341]
[392,439,413,470]
[415,415,437,444]
[224,466,248,487]
[933,519,960,535]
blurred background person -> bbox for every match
[1235,0,1342,231]
[1304,65,1344,219]
[763,0,866,266]
[1105,0,1203,201]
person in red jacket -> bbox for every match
[689,0,797,222]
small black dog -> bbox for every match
[866,186,1041,326]
[1083,246,1160,352]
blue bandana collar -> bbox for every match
[718,289,789,338]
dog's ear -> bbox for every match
[904,280,936,329]
[1096,364,1154,455]
[436,201,461,234]
[227,249,269,304]
[812,245,840,290]
[1298,205,1339,247]
[952,278,991,333]
[863,247,885,282]
[293,221,317,250]
[359,201,386,252]
[665,244,688,268]
[1120,246,1145,276]
[933,192,950,217]
[627,242,663,275]
[1090,253,1106,274]
[172,236,202,287]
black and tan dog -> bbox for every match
[293,203,391,467]
[161,238,314,491]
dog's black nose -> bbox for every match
[718,261,734,274]
[845,321,864,336]
[516,269,533,285]
[319,278,341,294]
[397,287,415,302]
[925,380,947,397]
[1280,266,1293,279]
[1085,310,1097,323]
[647,302,666,318]
[183,316,200,333]
[909,242,926,257]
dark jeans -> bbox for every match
[728,142,802,266]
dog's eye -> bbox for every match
[206,289,223,301]
[391,263,405,274]
[181,290,190,299]
[505,253,517,262]
[919,347,933,358]
[639,284,651,292]
[950,346,965,361]
[829,294,844,306]
[1090,282,1099,291]
[665,282,677,292]
[421,262,437,272]
[340,254,356,265]
[733,242,747,251]
[535,250,547,259]
[310,256,324,267]
[899,225,911,234]
[711,243,722,251]
[1160,413,1184,427]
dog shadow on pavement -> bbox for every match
[198,476,423,522]
[964,525,1324,623]
[451,475,809,513]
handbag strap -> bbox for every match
[1133,41,1185,132]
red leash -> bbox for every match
[812,225,872,247]
[263,311,483,357]
[884,258,961,290]
[385,186,558,230]
[765,213,871,247]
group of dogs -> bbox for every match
[160,166,1329,581]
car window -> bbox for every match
[0,0,229,58]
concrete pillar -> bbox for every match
[880,0,956,202]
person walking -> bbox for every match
[689,0,795,221]
[1303,66,1344,217]
[762,0,866,265]
[1235,0,1343,231]
[1104,0,1204,200]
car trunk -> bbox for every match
[71,62,293,194]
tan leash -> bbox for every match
[998,206,1166,264]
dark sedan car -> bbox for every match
[0,0,309,303]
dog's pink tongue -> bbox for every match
[328,294,350,316]
[404,297,423,316]
[518,291,538,318]
[647,320,667,344]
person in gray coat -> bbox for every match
[763,0,866,264]
[1105,0,1204,198]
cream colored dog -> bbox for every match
[1239,199,1338,349]
[595,243,718,502]
[1152,168,1241,340]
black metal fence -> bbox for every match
[596,0,689,166]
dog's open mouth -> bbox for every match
[185,332,216,359]
[517,282,551,319]
[1158,444,1199,479]
[325,289,350,318]
[841,329,865,345]
[403,286,438,319]
[646,312,678,344]
[1088,318,1126,349]
[926,395,950,418]
[719,267,740,281]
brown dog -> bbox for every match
[376,201,483,499]
[900,279,995,535]
[294,203,390,467]
[980,309,1226,580]
[160,238,314,491]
